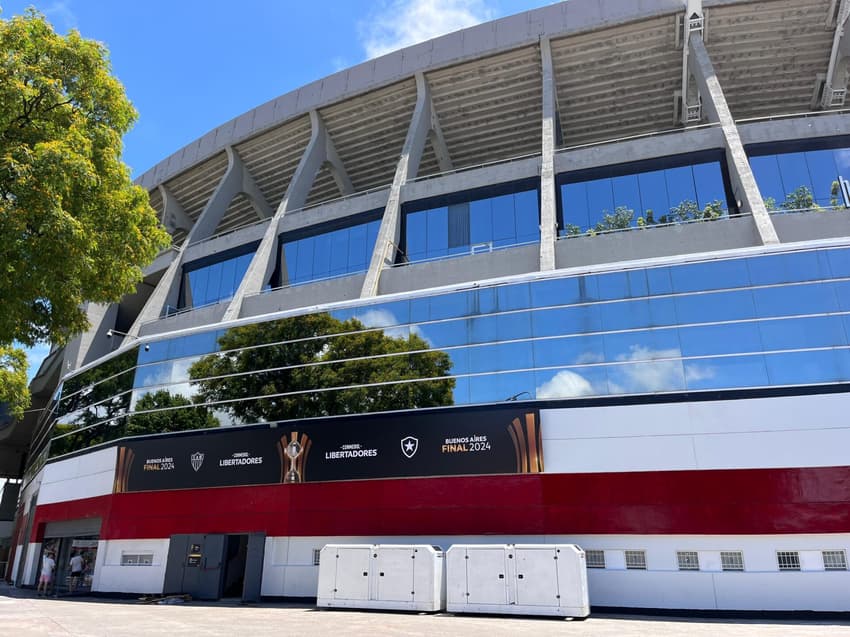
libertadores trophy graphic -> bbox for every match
[284,440,302,483]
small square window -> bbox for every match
[585,550,605,569]
[677,551,699,571]
[720,551,744,571]
[120,553,154,566]
[777,551,801,571]
[313,549,321,566]
[823,550,847,571]
[625,550,646,570]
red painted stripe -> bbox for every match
[29,466,850,542]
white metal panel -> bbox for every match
[514,546,560,606]
[92,539,169,594]
[541,392,850,473]
[465,547,511,606]
[39,447,118,505]
[374,546,414,602]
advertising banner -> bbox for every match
[114,407,542,493]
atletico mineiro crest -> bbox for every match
[190,452,204,472]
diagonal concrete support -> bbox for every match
[221,110,350,321]
[360,72,441,298]
[233,149,274,220]
[158,184,193,237]
[539,36,559,272]
[428,97,453,173]
[128,146,271,333]
[688,33,779,245]
[821,0,850,109]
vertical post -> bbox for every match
[539,36,559,271]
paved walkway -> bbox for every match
[3,583,849,636]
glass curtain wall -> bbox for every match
[281,217,381,286]
[749,144,850,211]
[403,182,540,264]
[558,154,730,235]
[180,247,256,310]
[49,246,850,457]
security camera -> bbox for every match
[144,344,150,352]
[106,329,113,338]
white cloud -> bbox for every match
[536,370,595,399]
[43,1,78,31]
[353,308,428,343]
[359,0,496,60]
[606,345,714,394]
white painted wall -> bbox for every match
[91,538,169,594]
[261,533,850,611]
[542,392,850,473]
[39,447,117,505]
[20,542,40,587]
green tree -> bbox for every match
[0,10,169,408]
[781,186,817,211]
[189,313,455,424]
[0,345,29,419]
[124,390,219,437]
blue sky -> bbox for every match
[0,0,552,378]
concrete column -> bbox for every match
[688,33,779,245]
[221,110,349,321]
[360,72,435,297]
[539,36,559,272]
[128,146,269,334]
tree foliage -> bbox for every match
[0,10,169,348]
[0,345,30,419]
[189,313,456,424]
[563,200,726,236]
[124,390,219,437]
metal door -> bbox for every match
[176,533,206,596]
[195,534,226,600]
[163,535,189,594]
[333,546,371,601]
[241,533,265,603]
[514,547,560,606]
[465,548,510,605]
[374,546,414,602]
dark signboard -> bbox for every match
[114,407,542,493]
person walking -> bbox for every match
[37,551,56,597]
[69,551,85,593]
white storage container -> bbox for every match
[317,544,445,611]
[446,544,589,618]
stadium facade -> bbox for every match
[3,0,850,611]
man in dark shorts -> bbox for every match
[69,551,85,593]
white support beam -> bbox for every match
[221,109,342,321]
[428,97,453,173]
[688,33,779,246]
[539,36,558,272]
[128,145,273,333]
[360,72,435,298]
[232,148,274,220]
[821,0,850,109]
[157,184,193,236]
[679,0,704,125]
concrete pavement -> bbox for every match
[2,583,850,636]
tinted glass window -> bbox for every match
[560,160,729,235]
